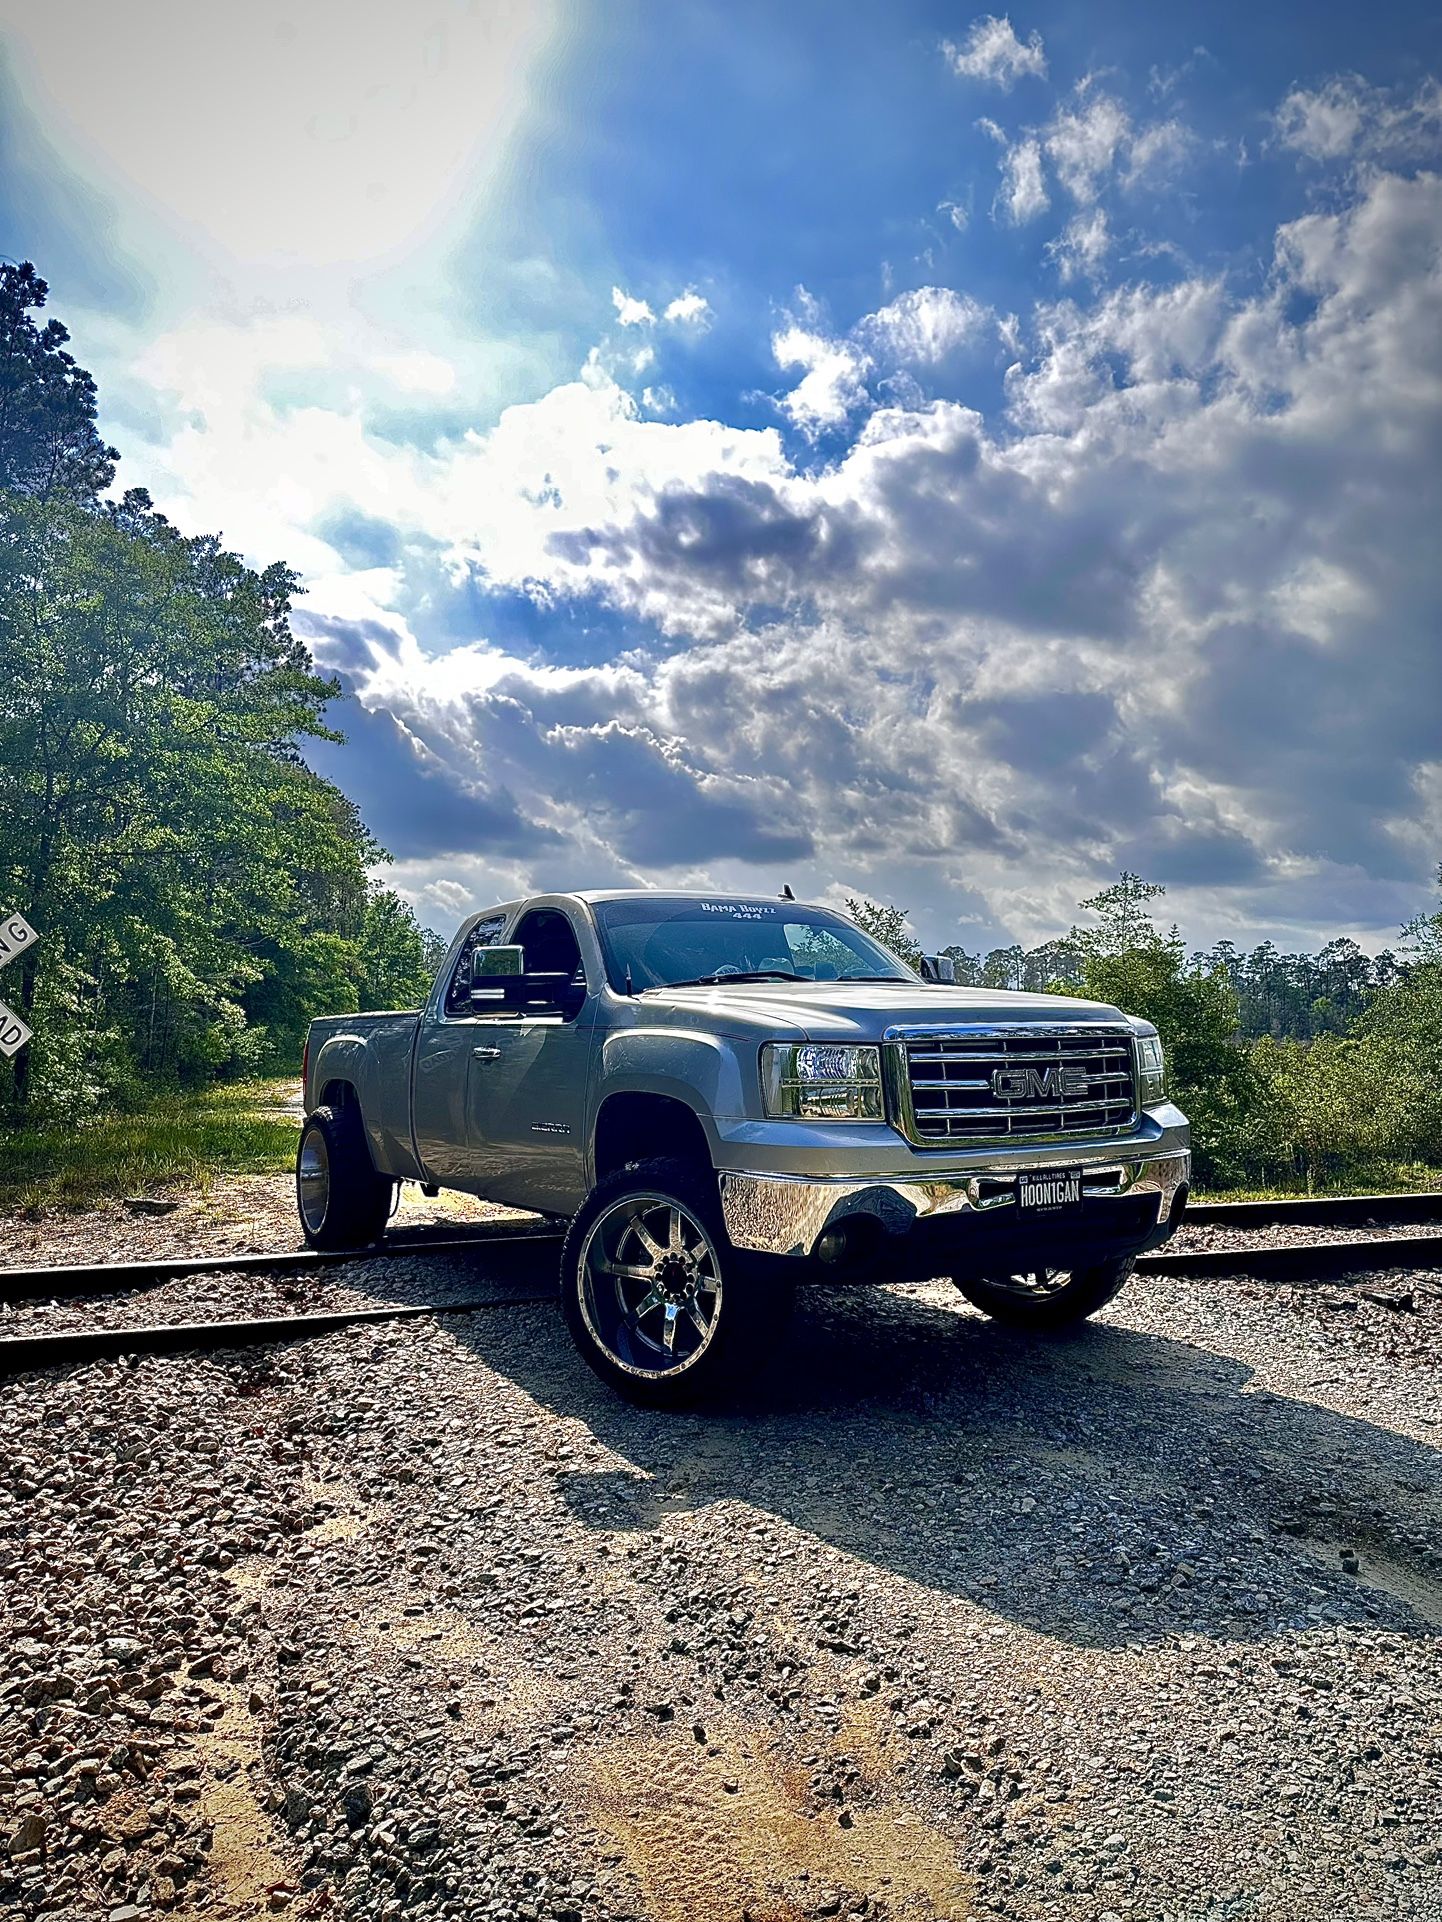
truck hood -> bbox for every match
[639,980,1131,1043]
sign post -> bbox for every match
[0,912,38,1059]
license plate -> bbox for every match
[1018,1168,1082,1212]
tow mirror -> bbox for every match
[920,954,956,984]
[471,945,524,978]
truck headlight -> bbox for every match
[1136,1033,1166,1104]
[761,1043,884,1121]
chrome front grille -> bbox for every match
[895,1024,1138,1144]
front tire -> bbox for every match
[952,1257,1133,1329]
[296,1104,395,1250]
[560,1158,790,1406]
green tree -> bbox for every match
[0,487,373,1112]
[1062,874,1261,1184]
[0,262,117,501]
[357,887,435,1011]
[1357,863,1442,1163]
[1250,1034,1421,1191]
[845,896,922,970]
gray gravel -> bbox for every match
[3,1259,1440,1922]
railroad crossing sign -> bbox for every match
[0,1000,32,1059]
[0,912,38,1057]
[0,912,38,970]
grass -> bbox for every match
[0,1079,301,1214]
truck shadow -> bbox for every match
[447,1277,1442,1650]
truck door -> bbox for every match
[465,907,596,1216]
[412,910,511,1186]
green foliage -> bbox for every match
[0,262,117,501]
[1247,1034,1424,1191]
[859,867,1442,1192]
[845,896,922,970]
[359,888,436,1011]
[1062,876,1263,1185]
[0,265,442,1116]
[0,482,385,1110]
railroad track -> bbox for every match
[1,1193,1438,1374]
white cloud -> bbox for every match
[35,46,1437,946]
[1045,89,1131,203]
[331,168,1435,940]
[994,137,1050,224]
[859,287,988,362]
[641,384,677,414]
[371,349,458,396]
[1275,74,1442,165]
[942,15,1046,90]
[771,325,871,435]
[1124,117,1192,187]
[663,290,712,325]
[938,198,969,232]
[1047,209,1111,283]
[612,286,656,326]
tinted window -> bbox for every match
[592,898,912,991]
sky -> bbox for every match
[1,0,1438,957]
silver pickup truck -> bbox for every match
[299,890,1190,1403]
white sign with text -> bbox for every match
[0,999,33,1059]
[0,912,38,970]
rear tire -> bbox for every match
[952,1257,1133,1329]
[560,1157,792,1407]
[296,1104,395,1251]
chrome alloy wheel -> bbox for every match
[576,1193,724,1379]
[297,1125,331,1236]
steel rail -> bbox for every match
[2,1231,1438,1375]
[0,1223,562,1303]
[1138,1232,1442,1280]
[1184,1192,1442,1228]
[2,1192,1436,1306]
[0,1289,559,1371]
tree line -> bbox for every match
[850,872,1442,1192]
[0,263,438,1122]
[930,928,1409,1043]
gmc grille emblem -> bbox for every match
[992,1064,1091,1101]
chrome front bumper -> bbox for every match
[720,1150,1192,1258]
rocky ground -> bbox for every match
[3,1191,1441,1922]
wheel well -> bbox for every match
[318,1078,358,1112]
[594,1093,712,1181]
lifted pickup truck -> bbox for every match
[299,891,1189,1403]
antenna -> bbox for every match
[780,883,795,900]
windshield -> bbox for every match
[591,896,916,992]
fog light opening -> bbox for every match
[816,1226,850,1266]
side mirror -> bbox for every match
[471,945,524,979]
[920,954,956,984]
[471,950,585,1017]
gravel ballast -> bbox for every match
[4,1232,1442,1922]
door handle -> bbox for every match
[471,1046,502,1061]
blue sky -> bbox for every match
[1,0,1438,954]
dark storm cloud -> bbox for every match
[304,690,561,862]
